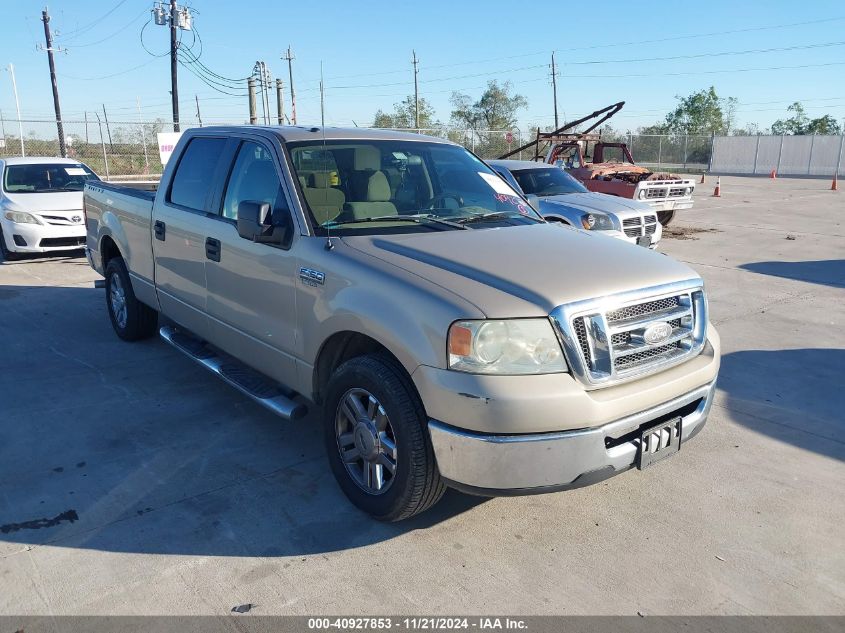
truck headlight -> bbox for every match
[4,210,42,225]
[637,190,647,200]
[684,187,693,195]
[448,319,567,374]
[580,213,614,231]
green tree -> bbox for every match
[771,102,808,135]
[663,86,736,135]
[805,114,842,135]
[449,80,527,130]
[772,103,842,135]
[373,96,438,129]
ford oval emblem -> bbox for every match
[643,322,672,345]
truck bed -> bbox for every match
[84,180,156,285]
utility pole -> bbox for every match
[102,104,113,151]
[169,0,179,131]
[550,51,559,129]
[247,77,257,124]
[84,111,89,144]
[276,78,285,125]
[195,94,202,126]
[40,9,66,157]
[282,46,296,125]
[5,64,25,157]
[412,50,420,129]
[152,2,192,131]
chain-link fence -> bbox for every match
[0,119,525,178]
[594,131,713,172]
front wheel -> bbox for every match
[657,210,675,226]
[104,257,158,341]
[323,355,445,521]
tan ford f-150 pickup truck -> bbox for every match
[84,126,720,521]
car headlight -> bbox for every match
[684,187,693,195]
[637,189,647,200]
[4,210,42,225]
[580,213,614,231]
[448,319,567,374]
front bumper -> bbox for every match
[646,199,694,212]
[1,219,86,253]
[429,380,716,495]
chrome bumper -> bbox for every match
[429,380,716,495]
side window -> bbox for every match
[222,141,288,221]
[169,137,226,210]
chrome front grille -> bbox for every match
[551,280,708,389]
[645,188,667,199]
[621,215,659,238]
[669,187,686,197]
[39,212,84,226]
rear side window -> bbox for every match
[169,137,226,211]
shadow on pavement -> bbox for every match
[0,285,485,558]
[739,259,845,289]
[719,349,845,463]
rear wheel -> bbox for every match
[104,257,158,341]
[657,210,675,226]
[0,226,22,261]
[323,355,445,521]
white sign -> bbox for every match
[157,132,183,166]
[0,138,5,149]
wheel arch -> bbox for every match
[312,331,414,406]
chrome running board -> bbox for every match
[159,325,307,421]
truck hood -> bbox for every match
[540,192,654,217]
[342,223,699,318]
[3,191,84,212]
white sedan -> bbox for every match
[0,157,99,260]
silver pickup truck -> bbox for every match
[84,126,720,521]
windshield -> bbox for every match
[287,139,543,235]
[511,167,588,196]
[2,163,99,193]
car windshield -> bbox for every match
[2,163,99,193]
[287,139,543,235]
[511,167,587,196]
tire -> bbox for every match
[323,355,445,521]
[0,226,22,261]
[104,257,158,341]
[657,210,675,227]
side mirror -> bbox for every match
[237,200,291,246]
[525,194,541,212]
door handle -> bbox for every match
[205,237,221,262]
[154,220,166,241]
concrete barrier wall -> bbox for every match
[711,134,845,176]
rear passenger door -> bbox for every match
[153,136,228,340]
[203,138,300,388]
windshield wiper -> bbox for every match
[324,214,467,230]
[455,212,529,225]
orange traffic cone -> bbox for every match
[833,173,839,191]
[712,177,721,197]
[700,172,706,184]
[770,169,777,179]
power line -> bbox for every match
[63,7,149,48]
[301,40,845,94]
[59,0,131,41]
[58,59,160,81]
[302,15,845,85]
[561,40,845,66]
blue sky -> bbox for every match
[1,0,844,133]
